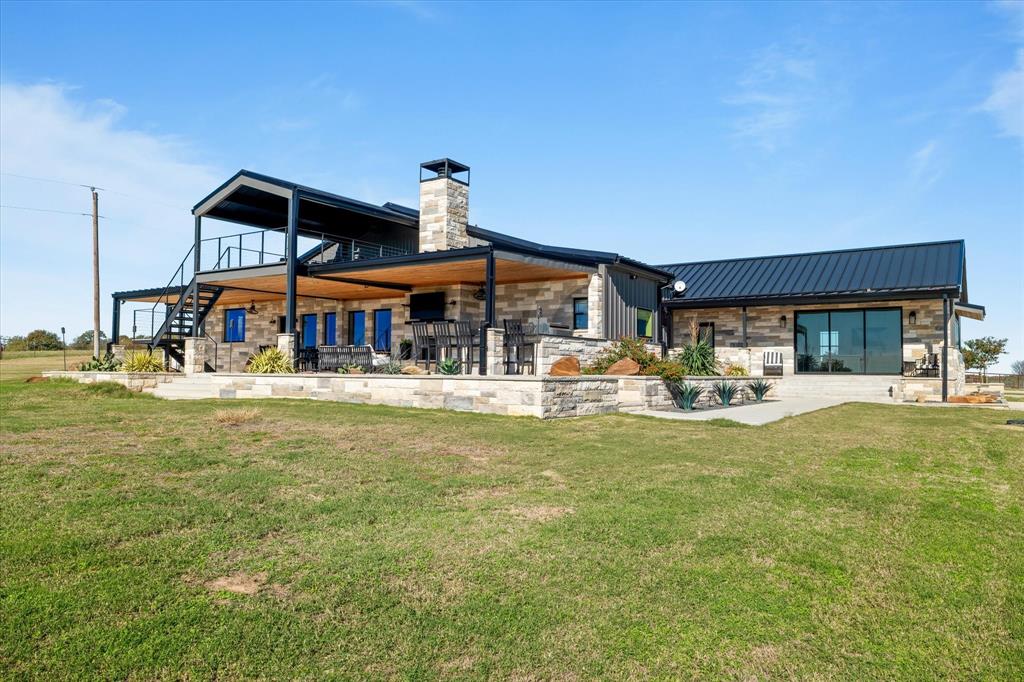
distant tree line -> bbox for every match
[1,329,109,351]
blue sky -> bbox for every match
[1,1,1021,369]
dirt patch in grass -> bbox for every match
[214,407,262,426]
[204,571,267,595]
[506,505,576,522]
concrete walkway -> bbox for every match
[636,397,848,426]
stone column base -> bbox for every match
[183,338,208,374]
[277,333,297,365]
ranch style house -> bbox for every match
[111,158,983,405]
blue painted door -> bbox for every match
[301,314,317,348]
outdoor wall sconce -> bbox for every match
[909,310,917,325]
[779,315,787,329]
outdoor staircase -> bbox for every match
[148,277,222,368]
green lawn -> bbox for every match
[0,350,92,382]
[1,379,1022,679]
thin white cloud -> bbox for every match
[0,82,223,338]
[725,44,820,153]
[979,48,1024,141]
[908,139,945,188]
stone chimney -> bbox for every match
[418,158,470,252]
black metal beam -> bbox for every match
[318,276,413,292]
[741,306,748,347]
[665,289,959,310]
[285,189,299,345]
[192,215,201,337]
[479,248,496,375]
[111,297,121,344]
[942,294,949,402]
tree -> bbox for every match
[22,329,64,351]
[962,337,1008,380]
[3,336,28,351]
[1012,360,1024,377]
[71,329,107,350]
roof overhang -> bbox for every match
[954,301,985,321]
[664,288,961,309]
[192,170,419,241]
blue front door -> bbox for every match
[301,314,317,349]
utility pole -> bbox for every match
[91,188,101,358]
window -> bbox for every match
[348,311,365,346]
[224,308,246,342]
[573,298,588,330]
[636,308,653,338]
[374,309,392,352]
[324,312,337,346]
[795,308,901,374]
[301,314,317,349]
[698,322,715,348]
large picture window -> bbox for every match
[324,312,337,346]
[636,308,653,338]
[224,308,246,342]
[795,308,901,374]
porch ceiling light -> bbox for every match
[473,286,487,301]
[247,300,259,315]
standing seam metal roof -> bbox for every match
[658,240,965,304]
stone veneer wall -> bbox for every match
[534,334,613,375]
[419,177,469,252]
[671,298,964,388]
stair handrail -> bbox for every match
[134,245,195,342]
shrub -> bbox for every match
[724,363,749,376]
[374,360,404,375]
[746,378,774,402]
[437,357,461,375]
[675,341,717,376]
[78,352,121,371]
[246,347,294,374]
[670,381,704,411]
[120,351,165,372]
[647,359,687,383]
[712,380,739,407]
[583,337,659,375]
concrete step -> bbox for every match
[152,380,221,400]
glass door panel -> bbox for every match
[795,312,828,372]
[828,310,864,373]
[865,309,902,374]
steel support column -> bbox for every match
[942,294,949,402]
[741,306,748,347]
[284,189,300,353]
[111,296,121,345]
[192,215,201,336]
[478,249,496,375]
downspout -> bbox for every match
[942,294,949,402]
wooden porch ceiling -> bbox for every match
[196,256,588,304]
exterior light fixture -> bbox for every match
[909,310,917,325]
[779,315,787,329]
[473,286,487,301]
[247,300,259,314]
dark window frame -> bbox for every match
[348,310,365,346]
[573,297,588,330]
[224,308,246,343]
[373,308,393,353]
[636,307,654,339]
[324,312,337,346]
[793,306,903,376]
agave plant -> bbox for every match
[374,360,404,375]
[746,378,774,402]
[437,357,461,375]
[78,352,121,371]
[671,381,704,411]
[712,380,740,407]
[246,347,294,374]
[119,351,164,373]
[337,363,363,375]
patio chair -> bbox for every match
[503,319,535,375]
[454,320,475,374]
[350,346,373,372]
[433,321,457,363]
[297,347,319,373]
[411,322,436,371]
[763,351,783,377]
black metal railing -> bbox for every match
[305,234,410,265]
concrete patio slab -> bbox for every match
[636,397,847,426]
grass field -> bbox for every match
[0,350,92,382]
[1,379,1022,679]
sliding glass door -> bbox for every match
[795,308,901,374]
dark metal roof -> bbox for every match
[467,225,673,281]
[659,240,966,307]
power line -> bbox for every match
[0,204,111,219]
[0,171,105,192]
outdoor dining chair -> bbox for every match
[502,319,535,375]
[454,320,475,373]
[411,322,436,371]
